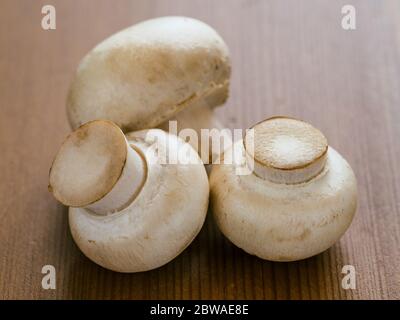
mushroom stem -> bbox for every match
[158,82,228,136]
[86,141,146,215]
[49,120,147,215]
[246,151,327,184]
[243,117,329,184]
[159,100,222,135]
[158,84,229,163]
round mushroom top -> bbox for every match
[49,120,128,207]
[67,16,231,132]
[244,117,328,170]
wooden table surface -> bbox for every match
[1,0,399,300]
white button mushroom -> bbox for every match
[210,117,357,261]
[49,120,209,272]
[67,16,230,138]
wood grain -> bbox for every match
[0,0,399,299]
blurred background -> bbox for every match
[0,0,399,299]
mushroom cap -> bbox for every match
[69,129,209,272]
[210,141,357,261]
[49,120,128,207]
[67,16,231,132]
